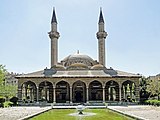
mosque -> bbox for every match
[16,8,141,104]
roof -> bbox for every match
[16,69,141,78]
[61,52,97,67]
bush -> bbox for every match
[145,100,160,106]
[3,101,13,107]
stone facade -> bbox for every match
[18,74,139,103]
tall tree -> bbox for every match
[146,79,160,100]
[139,77,149,102]
[0,64,6,85]
[0,65,17,99]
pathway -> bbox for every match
[108,105,160,120]
[0,106,51,120]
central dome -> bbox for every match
[61,52,98,67]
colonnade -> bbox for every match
[18,80,139,103]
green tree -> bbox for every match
[0,65,17,100]
[139,77,149,102]
[0,64,6,85]
[146,79,160,100]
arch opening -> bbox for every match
[56,81,70,103]
[21,81,37,103]
[122,80,136,102]
[105,81,119,101]
[72,81,86,103]
[89,81,103,101]
[39,81,53,103]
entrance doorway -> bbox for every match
[56,81,70,103]
[89,81,103,101]
[73,81,86,103]
[75,91,82,102]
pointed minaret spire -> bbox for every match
[99,7,104,23]
[49,7,60,67]
[51,7,57,23]
[96,7,107,66]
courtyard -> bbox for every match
[0,105,160,120]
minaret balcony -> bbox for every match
[48,31,60,39]
[96,31,107,39]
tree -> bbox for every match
[0,64,6,85]
[139,77,149,102]
[0,65,17,100]
[146,79,160,100]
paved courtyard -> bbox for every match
[0,105,159,120]
[0,106,51,120]
[108,105,160,120]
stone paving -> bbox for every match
[0,106,51,120]
[108,105,160,120]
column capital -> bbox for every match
[53,86,56,89]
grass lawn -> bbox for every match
[30,109,134,120]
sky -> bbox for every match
[0,0,160,77]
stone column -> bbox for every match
[124,86,127,100]
[70,87,72,103]
[135,86,140,102]
[103,86,105,103]
[119,84,122,101]
[53,86,56,103]
[18,85,22,102]
[130,86,132,99]
[86,87,89,103]
[36,86,39,102]
[25,84,27,99]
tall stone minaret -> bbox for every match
[48,8,60,67]
[96,8,107,66]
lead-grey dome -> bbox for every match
[61,53,98,67]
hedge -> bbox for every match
[145,100,160,106]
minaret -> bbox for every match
[96,8,107,66]
[48,7,60,67]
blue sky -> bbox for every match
[0,0,160,77]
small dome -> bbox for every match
[61,52,97,67]
[67,63,88,70]
[91,64,104,70]
[52,64,65,70]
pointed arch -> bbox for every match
[122,80,136,102]
[56,81,70,103]
[89,80,103,101]
[21,81,37,102]
[72,80,86,103]
[105,80,119,101]
[39,81,53,103]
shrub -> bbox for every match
[145,100,160,106]
[3,101,13,107]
